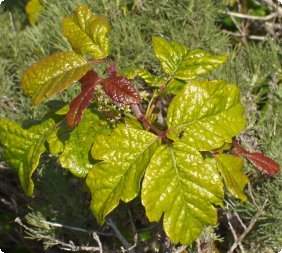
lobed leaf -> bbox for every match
[0,118,56,196]
[21,52,91,105]
[62,5,110,60]
[167,80,246,150]
[142,142,224,244]
[152,36,227,81]
[216,154,249,201]
[86,125,159,223]
[60,110,110,178]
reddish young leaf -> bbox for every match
[102,64,140,105]
[66,70,101,128]
[232,141,280,176]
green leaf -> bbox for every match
[124,69,164,87]
[25,0,43,25]
[59,110,110,178]
[216,154,249,201]
[86,125,159,223]
[167,80,246,150]
[0,118,56,196]
[152,36,227,80]
[21,52,91,105]
[62,5,110,60]
[142,141,224,244]
[166,79,186,94]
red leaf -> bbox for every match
[232,141,280,176]
[102,65,140,105]
[66,70,100,128]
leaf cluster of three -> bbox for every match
[0,5,248,245]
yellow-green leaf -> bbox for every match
[124,68,164,87]
[142,142,224,244]
[59,110,110,178]
[0,118,56,196]
[167,80,246,150]
[21,52,91,105]
[216,154,249,201]
[62,5,110,60]
[86,124,159,223]
[25,0,43,25]
[152,36,227,80]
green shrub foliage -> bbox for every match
[1,4,277,246]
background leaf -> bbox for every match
[21,52,91,105]
[0,118,55,196]
[142,142,224,244]
[62,5,110,60]
[59,110,110,178]
[216,154,249,201]
[86,125,159,223]
[167,80,246,150]
[25,0,43,25]
[152,36,227,80]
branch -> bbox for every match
[106,218,136,253]
[223,11,277,20]
[227,200,268,253]
[15,217,102,252]
[222,30,268,41]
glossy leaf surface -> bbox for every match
[102,75,140,105]
[216,154,249,201]
[232,142,280,176]
[167,80,246,150]
[87,125,159,223]
[142,142,224,244]
[125,69,164,87]
[62,5,110,60]
[152,36,226,80]
[60,110,109,178]
[0,118,55,196]
[66,70,100,128]
[21,52,91,105]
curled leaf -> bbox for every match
[66,70,100,128]
[232,142,280,176]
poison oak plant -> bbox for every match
[0,5,280,245]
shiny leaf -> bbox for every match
[60,110,109,178]
[167,80,246,150]
[152,36,227,80]
[0,118,56,196]
[142,142,224,244]
[21,52,91,105]
[102,74,140,105]
[125,69,164,87]
[62,5,110,60]
[216,154,249,201]
[66,70,100,128]
[86,125,159,223]
[232,142,280,176]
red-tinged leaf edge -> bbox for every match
[232,141,280,176]
[66,70,101,128]
[101,64,140,105]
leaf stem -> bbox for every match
[130,104,167,139]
